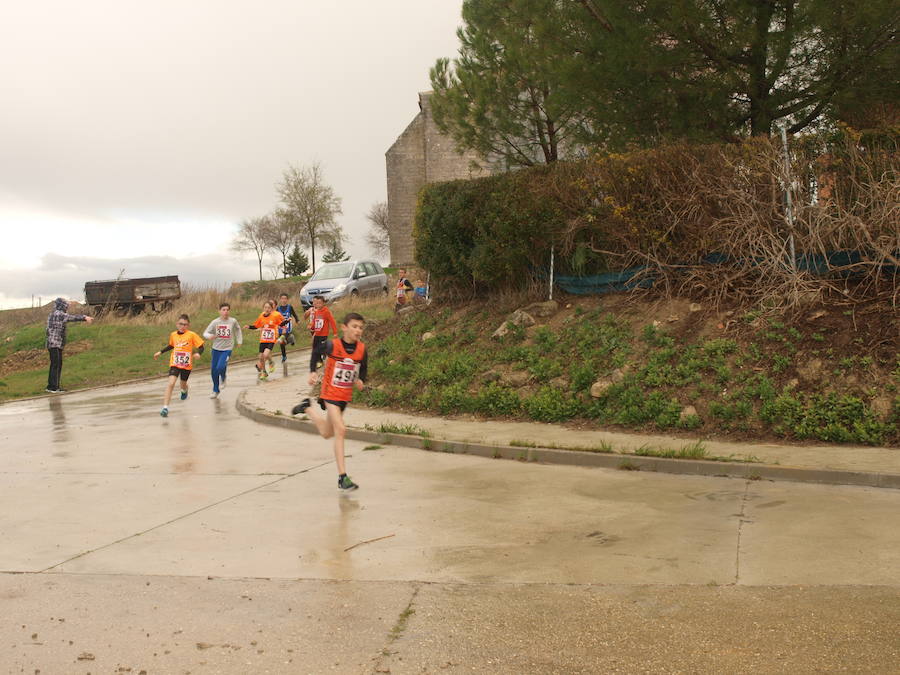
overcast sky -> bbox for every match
[0,1,464,309]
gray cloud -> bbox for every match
[0,252,262,308]
[0,1,464,265]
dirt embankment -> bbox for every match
[0,341,93,377]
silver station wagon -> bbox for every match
[299,260,388,309]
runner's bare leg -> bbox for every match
[163,375,177,407]
[325,402,347,475]
[306,401,335,439]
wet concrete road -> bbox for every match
[1,363,899,673]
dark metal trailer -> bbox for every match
[84,275,181,316]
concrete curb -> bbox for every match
[235,391,900,490]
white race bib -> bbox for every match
[215,324,231,338]
[261,327,276,341]
[173,350,191,367]
[330,358,359,388]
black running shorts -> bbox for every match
[321,399,348,412]
[259,343,274,353]
[168,366,191,381]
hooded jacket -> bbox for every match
[46,298,87,349]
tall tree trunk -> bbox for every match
[257,256,263,281]
[311,237,316,274]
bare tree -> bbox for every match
[276,162,343,273]
[266,208,301,278]
[365,201,390,259]
[231,216,272,281]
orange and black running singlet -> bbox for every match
[320,339,366,402]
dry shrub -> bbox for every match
[555,134,899,311]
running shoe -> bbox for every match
[291,398,311,415]
[160,407,169,417]
[281,354,287,363]
[45,388,56,393]
[266,358,275,373]
[180,391,188,401]
[258,371,268,380]
[220,375,226,390]
[338,475,359,491]
[209,391,219,399]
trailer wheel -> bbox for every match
[130,304,144,316]
[92,305,105,317]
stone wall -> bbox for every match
[385,92,486,267]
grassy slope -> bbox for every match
[0,293,395,401]
[358,295,900,446]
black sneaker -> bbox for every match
[291,398,311,416]
[338,475,359,490]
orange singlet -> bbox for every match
[252,311,284,344]
[320,340,366,402]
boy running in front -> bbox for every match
[202,302,243,398]
[153,314,204,417]
[303,295,338,371]
[292,312,367,491]
[275,293,300,363]
[244,300,285,380]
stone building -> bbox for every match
[385,91,486,267]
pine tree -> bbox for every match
[321,242,350,263]
[283,245,310,277]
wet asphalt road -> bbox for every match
[1,362,898,673]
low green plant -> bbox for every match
[367,422,430,437]
[475,383,522,416]
[528,356,564,382]
[523,386,583,422]
[760,391,891,444]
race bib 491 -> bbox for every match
[331,359,359,388]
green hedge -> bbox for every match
[413,131,899,301]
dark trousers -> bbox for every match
[310,335,327,371]
[47,347,63,390]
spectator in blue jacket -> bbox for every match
[46,297,93,393]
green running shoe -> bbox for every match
[338,475,359,491]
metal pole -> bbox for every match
[549,245,555,301]
[779,124,797,271]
